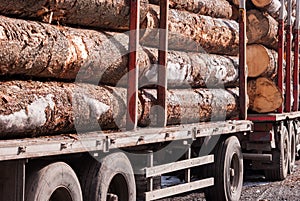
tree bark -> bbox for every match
[0,80,240,138]
[149,0,233,19]
[247,44,278,78]
[0,0,149,31]
[251,0,296,21]
[248,77,283,113]
[251,0,282,20]
[0,78,283,138]
[246,9,278,50]
[0,15,239,88]
[140,5,240,55]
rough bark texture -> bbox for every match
[248,77,283,113]
[140,5,240,55]
[0,80,240,138]
[247,44,278,78]
[140,88,239,126]
[0,0,149,31]
[251,0,283,20]
[149,0,233,19]
[0,80,128,138]
[0,15,239,88]
[246,9,278,50]
[251,0,296,22]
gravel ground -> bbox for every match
[157,160,300,201]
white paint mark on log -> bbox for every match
[70,35,88,60]
[0,26,6,40]
[83,96,110,119]
[0,94,55,131]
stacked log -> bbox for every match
[0,0,286,138]
[0,79,281,138]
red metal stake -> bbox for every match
[277,0,285,113]
[157,0,169,127]
[239,0,247,120]
[126,0,140,130]
[285,0,292,112]
[293,1,300,111]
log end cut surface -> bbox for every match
[251,0,273,8]
[248,77,283,113]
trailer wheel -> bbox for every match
[289,122,296,173]
[265,125,289,181]
[25,162,82,201]
[80,152,136,201]
[204,136,243,201]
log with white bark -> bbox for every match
[246,9,278,50]
[0,0,149,31]
[0,15,239,88]
[247,44,278,78]
[0,80,240,138]
[0,78,282,138]
[149,0,233,19]
[140,5,240,55]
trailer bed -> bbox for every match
[0,120,252,161]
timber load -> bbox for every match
[0,0,289,138]
[0,79,282,138]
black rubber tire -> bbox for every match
[288,122,296,174]
[25,162,83,201]
[79,152,136,201]
[204,136,243,201]
[265,125,289,181]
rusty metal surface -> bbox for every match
[239,2,247,120]
[127,0,140,130]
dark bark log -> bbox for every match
[140,5,240,55]
[246,9,278,50]
[248,77,283,113]
[0,80,240,138]
[0,0,149,31]
[247,44,278,78]
[149,0,233,19]
[0,15,239,88]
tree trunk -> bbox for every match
[248,77,283,113]
[141,49,239,88]
[251,0,282,20]
[140,5,240,55]
[246,9,278,50]
[0,15,239,88]
[0,80,240,138]
[247,44,277,78]
[0,0,149,31]
[149,0,233,19]
[251,0,296,21]
[0,78,282,138]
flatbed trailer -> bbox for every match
[1,0,300,201]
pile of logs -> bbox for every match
[0,0,287,138]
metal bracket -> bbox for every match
[103,136,110,153]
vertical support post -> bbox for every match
[278,0,285,113]
[184,144,191,183]
[147,151,154,192]
[157,0,169,127]
[285,0,292,112]
[127,0,140,130]
[239,0,247,120]
[293,0,300,111]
